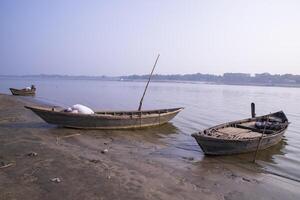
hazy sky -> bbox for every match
[1,0,300,76]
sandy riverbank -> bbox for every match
[0,94,299,200]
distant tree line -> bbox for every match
[120,73,300,85]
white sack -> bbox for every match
[71,104,94,114]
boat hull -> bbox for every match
[10,88,35,96]
[25,106,183,129]
[192,130,285,155]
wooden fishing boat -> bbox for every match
[25,55,183,129]
[25,106,183,129]
[192,111,289,155]
[10,85,36,96]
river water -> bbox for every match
[1,77,300,181]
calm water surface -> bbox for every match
[1,78,300,180]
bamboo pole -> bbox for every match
[253,115,270,163]
[138,54,160,111]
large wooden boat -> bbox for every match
[192,111,289,155]
[25,106,183,129]
[24,55,183,130]
[10,86,36,96]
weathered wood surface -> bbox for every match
[25,106,183,129]
[192,111,289,155]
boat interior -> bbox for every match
[32,106,183,117]
[204,116,288,140]
[94,107,182,116]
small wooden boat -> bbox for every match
[192,111,289,155]
[10,85,36,96]
[25,106,183,129]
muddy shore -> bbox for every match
[0,94,299,200]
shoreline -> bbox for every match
[0,94,299,200]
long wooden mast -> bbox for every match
[138,54,160,111]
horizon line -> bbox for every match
[1,72,300,77]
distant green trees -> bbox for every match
[120,73,300,85]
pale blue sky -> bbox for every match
[1,0,300,76]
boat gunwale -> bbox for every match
[24,105,184,119]
[10,88,36,92]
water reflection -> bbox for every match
[211,139,286,164]
[255,140,287,163]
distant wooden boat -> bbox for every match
[25,106,183,129]
[10,85,36,96]
[192,111,289,155]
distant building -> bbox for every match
[223,73,251,83]
[254,73,278,83]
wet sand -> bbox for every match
[0,94,299,200]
